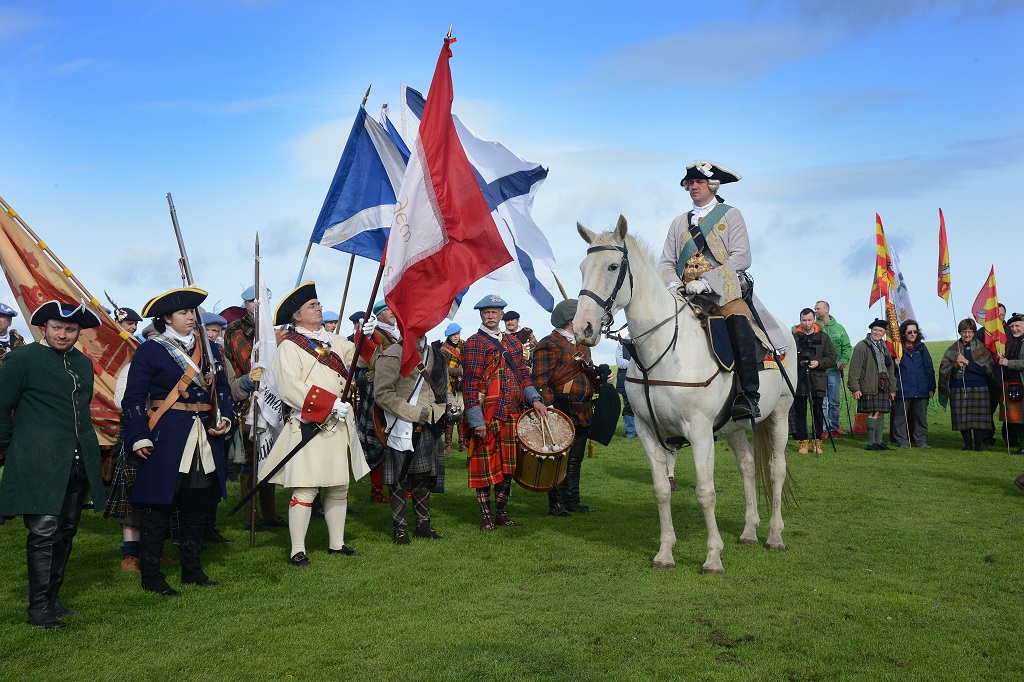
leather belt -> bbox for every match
[151,400,212,413]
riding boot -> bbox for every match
[725,315,761,420]
[139,507,173,594]
[48,486,84,617]
[179,488,211,584]
[24,515,65,628]
[547,487,570,517]
[563,440,593,513]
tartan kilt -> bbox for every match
[999,382,1024,424]
[857,394,891,414]
[950,386,994,430]
[467,416,518,489]
[103,436,139,523]
[357,383,387,470]
[382,424,447,493]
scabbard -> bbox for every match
[228,421,319,516]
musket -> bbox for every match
[166,192,222,425]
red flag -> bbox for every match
[937,208,951,303]
[869,213,895,307]
[381,37,512,376]
[0,198,137,446]
[972,266,1005,357]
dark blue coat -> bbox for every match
[893,340,936,399]
[121,337,233,506]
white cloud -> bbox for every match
[284,116,354,179]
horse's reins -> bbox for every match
[581,241,720,450]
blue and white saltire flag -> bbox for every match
[308,106,410,262]
[399,85,559,312]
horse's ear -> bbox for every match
[577,222,596,244]
[614,215,628,240]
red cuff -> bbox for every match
[302,385,338,424]
[359,335,378,364]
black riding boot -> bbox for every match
[48,486,84,617]
[726,315,761,420]
[24,515,65,628]
[563,436,593,513]
[140,507,176,595]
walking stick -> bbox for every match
[840,367,854,436]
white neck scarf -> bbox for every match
[164,328,196,349]
[690,198,719,226]
[377,320,400,340]
[555,327,576,344]
[479,325,502,340]
[297,325,331,343]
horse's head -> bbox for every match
[574,215,632,347]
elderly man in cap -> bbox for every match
[533,299,599,517]
[462,294,547,530]
[0,301,106,627]
[224,285,285,532]
[502,310,538,364]
[122,287,234,595]
[659,160,789,421]
[259,282,368,566]
[0,301,26,364]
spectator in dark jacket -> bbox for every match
[891,319,936,448]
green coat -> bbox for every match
[0,342,105,515]
[847,337,894,398]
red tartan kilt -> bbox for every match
[467,416,518,488]
[1001,383,1024,424]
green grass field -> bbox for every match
[3,342,1023,681]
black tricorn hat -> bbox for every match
[275,281,318,326]
[141,287,209,319]
[680,160,742,187]
[869,318,888,330]
[116,307,144,323]
[29,300,102,329]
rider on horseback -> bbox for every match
[658,160,762,420]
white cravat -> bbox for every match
[377,320,401,340]
[479,325,502,340]
[163,328,196,349]
[555,328,576,345]
[690,198,719,226]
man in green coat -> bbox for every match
[0,301,105,629]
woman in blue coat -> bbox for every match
[891,319,936,448]
[121,287,232,596]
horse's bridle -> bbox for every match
[579,243,633,333]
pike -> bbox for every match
[166,193,222,426]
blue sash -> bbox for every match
[675,203,731,278]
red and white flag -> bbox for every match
[382,37,512,376]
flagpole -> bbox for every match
[294,242,314,287]
[337,253,356,322]
[0,194,123,329]
[551,272,569,301]
[1000,366,1011,456]
[341,257,386,403]
[249,232,261,548]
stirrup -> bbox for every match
[730,395,760,420]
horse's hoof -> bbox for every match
[701,565,725,575]
[765,541,786,551]
[652,560,675,570]
[738,537,759,546]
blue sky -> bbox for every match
[1,0,1021,363]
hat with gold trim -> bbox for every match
[141,287,209,319]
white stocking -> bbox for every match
[323,485,349,551]
[288,487,317,556]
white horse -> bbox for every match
[573,216,795,574]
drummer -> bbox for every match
[462,294,548,531]
[532,299,597,517]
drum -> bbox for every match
[513,407,575,492]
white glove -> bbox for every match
[333,400,351,422]
[685,279,712,295]
[360,315,377,337]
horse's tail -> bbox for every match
[753,414,799,510]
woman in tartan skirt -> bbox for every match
[848,319,896,450]
[996,313,1024,455]
[939,319,995,451]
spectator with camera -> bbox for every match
[792,308,837,454]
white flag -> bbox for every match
[249,267,285,475]
[888,245,917,325]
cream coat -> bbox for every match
[259,330,368,488]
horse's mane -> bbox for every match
[588,228,658,270]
